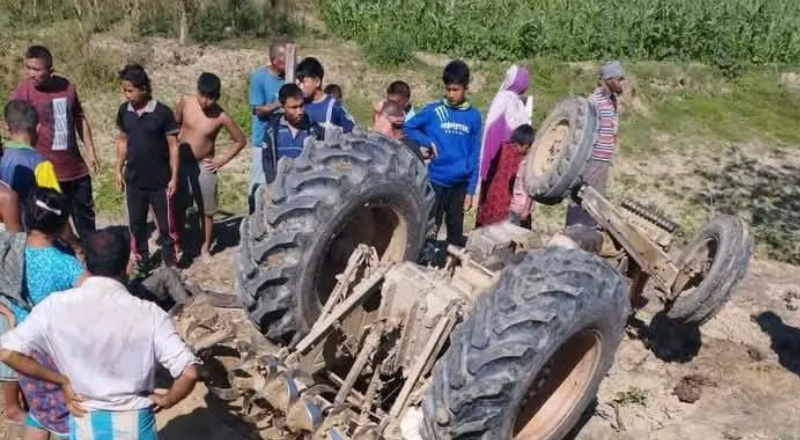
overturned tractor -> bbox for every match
[173,97,752,440]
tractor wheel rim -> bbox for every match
[513,328,603,439]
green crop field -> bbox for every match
[319,0,800,69]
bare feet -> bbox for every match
[199,247,213,264]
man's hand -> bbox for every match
[63,381,87,418]
[167,178,177,198]
[149,391,173,412]
[86,153,100,174]
[202,157,226,173]
[463,194,474,211]
[115,171,125,192]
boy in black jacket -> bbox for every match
[261,84,323,183]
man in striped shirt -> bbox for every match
[566,61,625,227]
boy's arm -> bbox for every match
[334,102,356,133]
[163,108,181,197]
[206,113,247,172]
[509,159,533,222]
[403,106,434,149]
[115,106,128,192]
[466,116,482,195]
[0,186,21,232]
[174,96,185,134]
[115,132,128,192]
[74,93,99,173]
[167,135,180,197]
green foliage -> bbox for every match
[361,27,414,67]
[318,0,800,65]
[613,387,649,407]
[139,2,179,38]
[190,1,301,43]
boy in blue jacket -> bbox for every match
[295,57,355,133]
[404,60,482,246]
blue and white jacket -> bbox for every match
[404,99,482,194]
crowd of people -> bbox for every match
[0,37,624,439]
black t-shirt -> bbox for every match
[116,100,179,189]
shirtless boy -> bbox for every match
[175,72,246,261]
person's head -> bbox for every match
[387,81,412,110]
[118,64,151,106]
[279,83,305,125]
[295,57,325,99]
[196,72,221,110]
[510,124,536,154]
[83,228,131,280]
[380,100,405,129]
[25,186,69,237]
[599,60,625,95]
[24,45,54,87]
[374,100,405,137]
[324,84,343,101]
[502,64,530,96]
[4,100,38,142]
[269,40,288,75]
[442,60,470,106]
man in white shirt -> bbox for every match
[0,228,198,440]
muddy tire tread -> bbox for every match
[423,247,629,440]
[237,131,435,341]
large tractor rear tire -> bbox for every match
[524,97,599,205]
[423,247,629,440]
[237,131,435,342]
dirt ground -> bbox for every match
[1,234,797,440]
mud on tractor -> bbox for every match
[172,97,753,440]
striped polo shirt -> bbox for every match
[589,87,619,162]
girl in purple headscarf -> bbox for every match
[476,65,533,225]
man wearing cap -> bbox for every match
[566,60,625,227]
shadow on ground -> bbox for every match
[629,312,702,363]
[178,211,243,266]
[158,392,262,440]
[693,147,800,264]
[755,311,800,377]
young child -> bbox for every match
[323,84,343,101]
[115,64,181,269]
[404,60,482,246]
[175,72,246,262]
[0,100,61,200]
[262,84,323,183]
[476,124,536,227]
[373,80,415,127]
[295,57,355,133]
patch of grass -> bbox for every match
[361,27,414,67]
[613,387,649,407]
[218,169,249,213]
[93,168,125,216]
